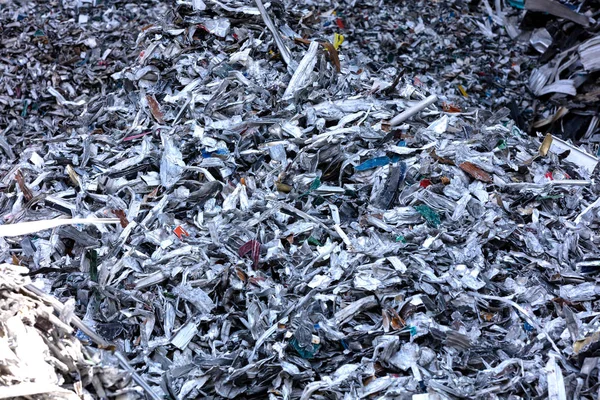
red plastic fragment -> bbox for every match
[239,240,261,267]
[459,162,493,183]
[420,179,432,188]
[112,209,129,228]
[174,225,189,240]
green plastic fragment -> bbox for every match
[414,204,441,227]
[87,250,98,282]
[496,139,507,150]
[21,100,28,117]
[301,176,321,197]
[290,337,320,359]
[307,236,323,246]
[309,177,321,191]
[34,29,46,37]
[313,195,326,206]
[395,235,406,243]
[538,194,564,200]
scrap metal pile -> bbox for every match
[1,0,600,399]
[520,0,600,148]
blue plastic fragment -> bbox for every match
[355,156,391,171]
[507,0,525,8]
[202,148,229,158]
[75,329,92,344]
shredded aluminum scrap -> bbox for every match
[1,0,600,399]
[0,263,138,399]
